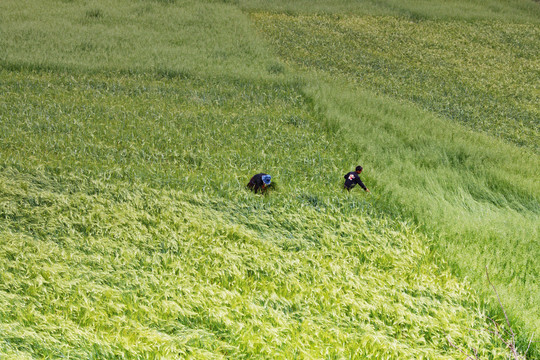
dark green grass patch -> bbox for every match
[252,13,540,153]
[239,0,540,23]
[0,69,329,193]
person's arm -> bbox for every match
[355,174,369,192]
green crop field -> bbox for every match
[251,12,540,152]
[1,0,539,359]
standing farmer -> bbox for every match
[247,173,272,194]
[344,166,370,192]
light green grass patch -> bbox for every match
[0,164,507,359]
[0,0,282,79]
[0,68,510,359]
[300,77,540,353]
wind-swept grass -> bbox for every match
[239,0,540,22]
[299,79,539,346]
[0,70,510,358]
[250,9,539,352]
[1,0,539,358]
[251,13,540,152]
[0,168,506,359]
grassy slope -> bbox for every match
[246,0,540,352]
[0,0,538,358]
[302,79,540,344]
[239,0,540,22]
[0,0,280,79]
[251,14,539,152]
[0,69,505,359]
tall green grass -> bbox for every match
[252,13,540,152]
[0,0,282,79]
[301,79,539,343]
[250,8,539,352]
[239,0,540,22]
[0,70,509,359]
[1,0,539,358]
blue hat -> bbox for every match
[262,175,271,185]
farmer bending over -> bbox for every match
[247,173,272,194]
[344,166,370,192]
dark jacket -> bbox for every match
[344,171,367,191]
[247,173,268,193]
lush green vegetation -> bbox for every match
[299,78,539,347]
[249,4,540,355]
[0,69,507,359]
[251,13,540,152]
[0,0,279,79]
[0,0,538,358]
[240,0,540,23]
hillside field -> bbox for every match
[0,0,539,359]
